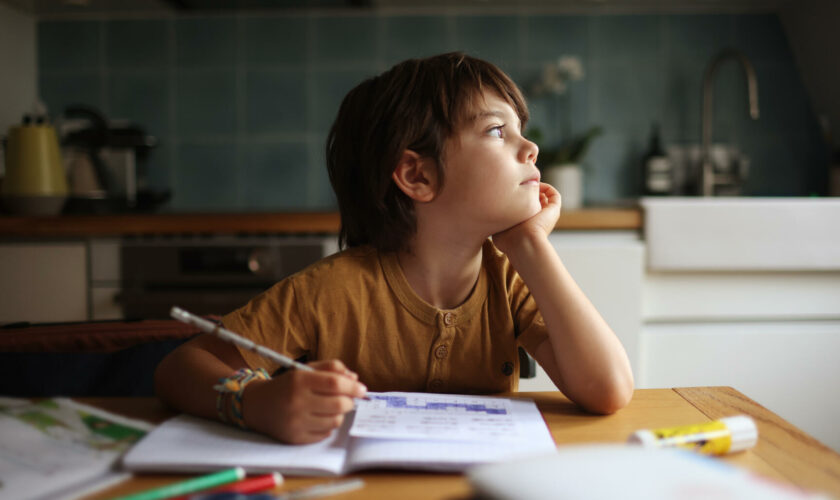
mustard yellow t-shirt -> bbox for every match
[222,239,549,393]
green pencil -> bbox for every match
[113,467,245,500]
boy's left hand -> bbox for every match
[493,182,561,254]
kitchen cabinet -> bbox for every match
[0,241,88,323]
[89,238,122,320]
[640,271,840,453]
[519,231,645,392]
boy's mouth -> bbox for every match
[521,173,541,185]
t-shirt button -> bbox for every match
[443,312,455,326]
[429,379,444,391]
[434,344,449,360]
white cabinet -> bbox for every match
[89,238,122,320]
[0,242,88,323]
[640,271,840,453]
[519,231,645,392]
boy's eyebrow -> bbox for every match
[469,109,522,128]
[470,110,506,121]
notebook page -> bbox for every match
[345,396,557,472]
[351,392,521,443]
[122,415,348,476]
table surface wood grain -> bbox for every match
[82,387,840,500]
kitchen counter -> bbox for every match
[0,208,641,237]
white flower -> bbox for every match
[531,55,585,97]
[556,56,584,81]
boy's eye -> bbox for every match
[488,125,504,138]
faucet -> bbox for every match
[700,48,759,196]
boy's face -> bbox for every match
[434,91,542,236]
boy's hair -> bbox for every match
[326,52,529,252]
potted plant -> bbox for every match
[528,56,602,210]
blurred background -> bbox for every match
[1,0,836,211]
[2,0,840,457]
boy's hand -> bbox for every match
[241,359,367,444]
[492,182,561,255]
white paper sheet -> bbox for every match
[346,395,557,471]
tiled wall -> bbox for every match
[38,11,827,211]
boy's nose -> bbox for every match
[521,138,539,165]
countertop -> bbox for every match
[0,208,641,237]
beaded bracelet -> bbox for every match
[213,368,271,429]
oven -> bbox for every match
[118,235,337,319]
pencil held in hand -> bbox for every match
[170,306,314,372]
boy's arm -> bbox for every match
[154,334,367,444]
[493,183,634,414]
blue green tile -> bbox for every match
[176,17,236,67]
[734,14,792,63]
[242,142,309,209]
[174,142,239,210]
[175,70,237,137]
[740,129,809,196]
[33,12,824,205]
[245,69,307,134]
[107,72,169,137]
[308,140,337,209]
[711,60,753,141]
[584,131,640,203]
[592,60,664,131]
[38,21,102,71]
[662,58,703,143]
[594,15,663,63]
[521,60,591,144]
[382,16,452,65]
[524,15,589,63]
[731,61,808,135]
[453,15,520,69]
[667,15,733,60]
[242,16,308,66]
[311,68,377,134]
[106,19,169,70]
[39,73,103,118]
[143,141,172,195]
[313,16,378,65]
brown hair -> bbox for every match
[326,52,529,252]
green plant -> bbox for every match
[526,126,603,169]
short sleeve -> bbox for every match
[221,277,313,374]
[509,272,549,355]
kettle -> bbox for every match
[2,116,68,215]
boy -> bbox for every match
[155,52,634,445]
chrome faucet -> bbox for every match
[701,48,759,196]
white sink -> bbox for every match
[641,197,840,271]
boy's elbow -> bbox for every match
[585,375,635,415]
[153,348,180,402]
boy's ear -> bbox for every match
[391,149,438,202]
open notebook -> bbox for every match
[122,392,557,476]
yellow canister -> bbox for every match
[3,123,68,214]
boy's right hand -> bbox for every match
[241,359,367,444]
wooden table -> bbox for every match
[86,387,840,499]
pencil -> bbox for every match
[113,467,245,500]
[170,306,314,372]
